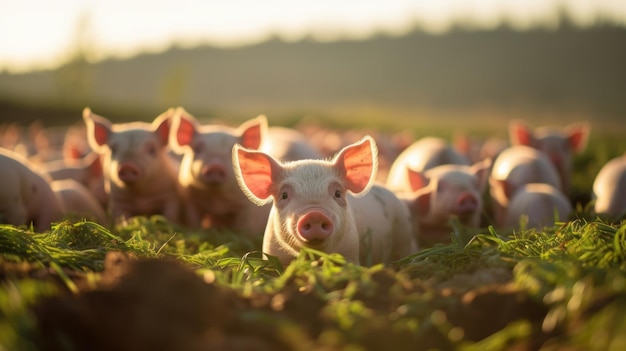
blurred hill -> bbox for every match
[1,22,625,128]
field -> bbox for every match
[1,110,626,351]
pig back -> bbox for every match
[593,155,626,216]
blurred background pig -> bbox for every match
[508,120,590,194]
[592,154,626,217]
[83,108,185,225]
[51,179,107,224]
[233,136,416,266]
[0,148,65,231]
[503,183,573,230]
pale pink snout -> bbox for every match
[200,163,227,183]
[297,210,334,242]
[118,163,142,183]
[454,193,479,214]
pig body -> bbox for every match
[509,120,589,193]
[43,152,107,207]
[504,183,572,230]
[51,179,107,224]
[592,154,626,216]
[233,136,416,266]
[0,148,64,231]
[170,109,321,235]
[386,137,469,192]
[83,108,185,224]
[393,161,491,248]
[489,145,562,228]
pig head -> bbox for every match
[398,160,491,248]
[233,136,378,265]
[509,120,590,193]
[83,108,183,223]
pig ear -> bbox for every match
[333,135,378,196]
[152,108,176,146]
[566,122,590,153]
[85,153,103,178]
[170,107,198,153]
[238,115,267,150]
[509,120,537,147]
[232,144,282,205]
[470,158,492,192]
[412,187,432,217]
[83,108,112,153]
[407,167,429,192]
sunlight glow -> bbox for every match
[1,0,625,73]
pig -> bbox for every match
[83,108,185,224]
[592,154,626,217]
[391,160,491,248]
[0,148,65,231]
[509,120,590,193]
[51,179,108,224]
[43,152,107,207]
[386,137,470,192]
[232,136,416,266]
[489,145,562,228]
[169,108,322,235]
[504,183,573,230]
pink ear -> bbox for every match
[173,109,197,148]
[238,115,266,150]
[153,108,175,146]
[407,168,428,192]
[234,146,280,202]
[83,108,111,149]
[509,120,535,147]
[567,123,590,153]
[471,158,492,192]
[334,136,377,195]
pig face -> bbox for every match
[170,108,264,190]
[509,120,589,191]
[233,136,377,255]
[83,108,173,190]
[406,160,491,227]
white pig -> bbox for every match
[509,120,590,193]
[0,148,65,231]
[169,108,321,235]
[232,136,416,266]
[592,154,626,217]
[504,183,572,230]
[489,145,562,228]
[43,152,107,207]
[51,179,108,224]
[83,108,185,224]
[391,160,491,248]
[386,137,470,192]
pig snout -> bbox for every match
[200,163,227,184]
[297,210,334,243]
[454,193,479,214]
[118,163,142,183]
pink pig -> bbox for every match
[592,154,626,217]
[83,108,185,224]
[390,160,491,248]
[489,145,563,228]
[43,152,107,207]
[509,120,590,193]
[386,137,470,191]
[0,148,64,231]
[233,136,416,266]
[51,179,108,224]
[504,183,572,230]
[170,108,321,235]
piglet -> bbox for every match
[51,179,108,224]
[592,154,626,217]
[170,109,321,235]
[233,136,416,266]
[391,160,491,248]
[0,148,64,231]
[504,183,572,230]
[489,145,562,228]
[509,120,590,193]
[386,137,470,192]
[43,152,107,207]
[83,108,185,224]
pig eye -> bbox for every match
[281,191,289,200]
[334,190,341,198]
[147,144,157,156]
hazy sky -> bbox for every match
[1,0,625,73]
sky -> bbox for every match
[1,0,626,73]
